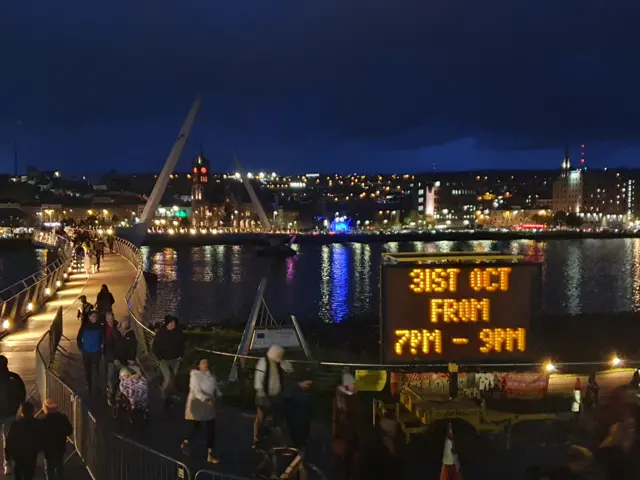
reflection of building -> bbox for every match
[552,150,582,214]
[191,152,210,227]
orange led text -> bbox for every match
[430,298,490,323]
[395,329,443,355]
[479,328,526,353]
[409,268,461,293]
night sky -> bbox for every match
[1,1,639,174]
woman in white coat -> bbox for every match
[181,358,222,464]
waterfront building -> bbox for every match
[191,152,211,227]
[552,150,583,214]
[580,169,635,225]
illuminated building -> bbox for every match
[191,152,210,227]
[552,148,583,214]
[415,181,438,217]
[580,170,635,225]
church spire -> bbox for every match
[562,144,571,171]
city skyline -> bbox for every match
[1,1,640,173]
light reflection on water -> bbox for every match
[142,238,640,325]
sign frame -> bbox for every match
[379,256,542,364]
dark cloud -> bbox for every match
[0,0,639,172]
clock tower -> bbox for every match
[191,152,210,226]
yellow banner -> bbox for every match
[355,370,388,392]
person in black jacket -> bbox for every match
[115,318,138,365]
[5,402,41,480]
[152,315,185,406]
[0,355,26,475]
[95,285,115,316]
[76,295,93,326]
[103,312,121,405]
[40,399,72,480]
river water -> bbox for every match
[140,238,640,325]
[0,248,47,293]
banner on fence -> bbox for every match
[390,371,549,399]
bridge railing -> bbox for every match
[112,237,159,376]
[0,230,72,336]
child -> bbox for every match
[119,366,149,413]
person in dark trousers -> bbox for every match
[278,372,313,479]
[332,373,362,479]
[76,295,93,326]
[77,311,104,393]
[0,355,26,475]
[115,318,138,365]
[40,399,73,480]
[107,236,114,254]
[103,312,121,405]
[356,417,403,480]
[95,285,114,316]
[5,402,41,480]
[152,315,185,407]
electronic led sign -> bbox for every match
[380,260,540,363]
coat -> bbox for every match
[40,412,73,459]
[6,418,42,461]
[185,369,221,422]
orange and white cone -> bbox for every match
[440,422,462,480]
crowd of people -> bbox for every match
[71,230,112,275]
[0,356,73,480]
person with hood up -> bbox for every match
[0,355,26,475]
[253,344,291,446]
[181,358,222,464]
[332,373,362,479]
[152,315,185,408]
[76,295,93,326]
[77,311,104,393]
[119,365,149,420]
[95,284,115,316]
[40,399,73,480]
[5,402,41,480]
[103,312,121,406]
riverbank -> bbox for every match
[142,229,640,247]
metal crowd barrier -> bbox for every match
[1,230,72,335]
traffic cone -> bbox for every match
[440,422,462,480]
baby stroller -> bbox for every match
[114,365,149,429]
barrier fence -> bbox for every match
[1,230,72,335]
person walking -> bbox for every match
[76,295,93,326]
[90,251,98,274]
[332,373,362,479]
[115,318,138,366]
[181,358,221,464]
[95,285,115,316]
[103,312,121,406]
[107,236,114,254]
[5,402,41,480]
[77,311,104,393]
[83,249,91,275]
[40,399,73,480]
[152,315,185,408]
[0,355,26,475]
[253,345,289,447]
[584,372,599,411]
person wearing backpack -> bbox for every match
[0,355,27,475]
